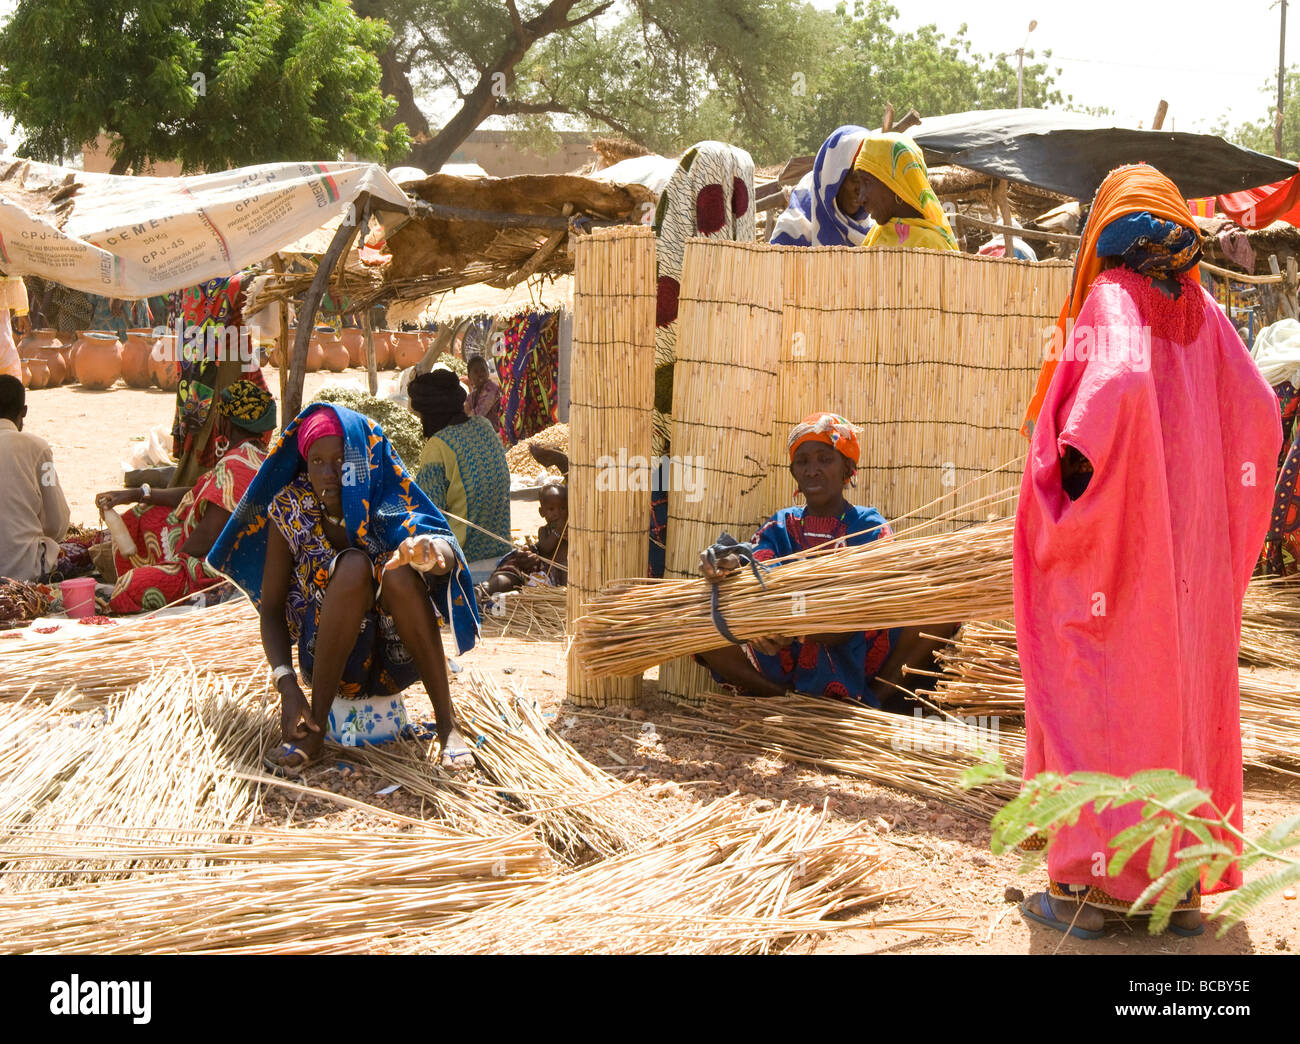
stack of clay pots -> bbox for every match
[17,330,71,389]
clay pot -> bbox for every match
[317,328,348,372]
[373,331,394,370]
[24,357,49,389]
[121,328,155,388]
[305,333,324,373]
[41,348,67,386]
[340,327,366,368]
[150,334,180,392]
[73,331,123,390]
[391,330,424,370]
[19,329,68,385]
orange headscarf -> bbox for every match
[788,412,861,466]
[1019,164,1202,436]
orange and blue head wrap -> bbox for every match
[787,412,861,466]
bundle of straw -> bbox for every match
[675,690,1022,818]
[660,240,784,707]
[575,514,1016,678]
[0,668,273,888]
[566,226,656,707]
[0,600,265,703]
[0,824,551,954]
[407,798,969,954]
[915,620,1300,773]
[451,672,668,859]
[505,422,568,478]
[1240,575,1300,670]
[479,584,567,641]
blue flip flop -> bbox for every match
[263,742,319,777]
[1167,918,1206,938]
[1020,892,1104,940]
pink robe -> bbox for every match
[1014,267,1281,902]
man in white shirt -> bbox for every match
[0,374,70,581]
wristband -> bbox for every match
[270,664,295,684]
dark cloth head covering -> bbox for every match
[409,368,469,437]
[219,380,276,433]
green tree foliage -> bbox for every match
[1216,68,1300,159]
[363,0,1076,171]
[358,0,829,169]
[801,1,1064,153]
[0,0,409,174]
[962,757,1300,935]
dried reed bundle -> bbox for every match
[0,668,274,889]
[916,620,1300,773]
[505,421,568,478]
[0,600,265,703]
[451,671,667,859]
[406,798,969,954]
[576,514,1016,678]
[676,690,1022,818]
[0,824,552,954]
[479,584,567,640]
[660,240,784,707]
[566,226,656,706]
[1240,575,1300,669]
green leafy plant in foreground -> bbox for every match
[961,758,1300,934]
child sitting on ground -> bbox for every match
[482,482,568,598]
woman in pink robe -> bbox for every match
[1014,165,1281,938]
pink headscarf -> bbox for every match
[297,409,344,458]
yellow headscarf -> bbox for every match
[853,134,958,252]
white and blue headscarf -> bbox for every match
[771,126,874,247]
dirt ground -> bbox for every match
[22,378,1300,955]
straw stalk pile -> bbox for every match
[914,619,1300,774]
[479,584,567,641]
[408,799,967,955]
[674,690,1021,818]
[0,600,265,704]
[0,670,273,889]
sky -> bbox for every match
[865,0,1286,132]
[0,0,1290,150]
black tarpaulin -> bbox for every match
[910,109,1298,201]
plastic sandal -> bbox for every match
[1020,892,1104,940]
[263,742,320,777]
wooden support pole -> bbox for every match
[882,103,895,132]
[284,194,368,422]
[950,211,1079,245]
[994,179,1014,230]
[271,254,289,410]
[360,309,378,396]
[1152,99,1169,130]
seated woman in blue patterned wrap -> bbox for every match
[207,404,480,774]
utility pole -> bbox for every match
[1016,20,1038,108]
[1278,0,1288,156]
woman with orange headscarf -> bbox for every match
[1014,164,1281,939]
